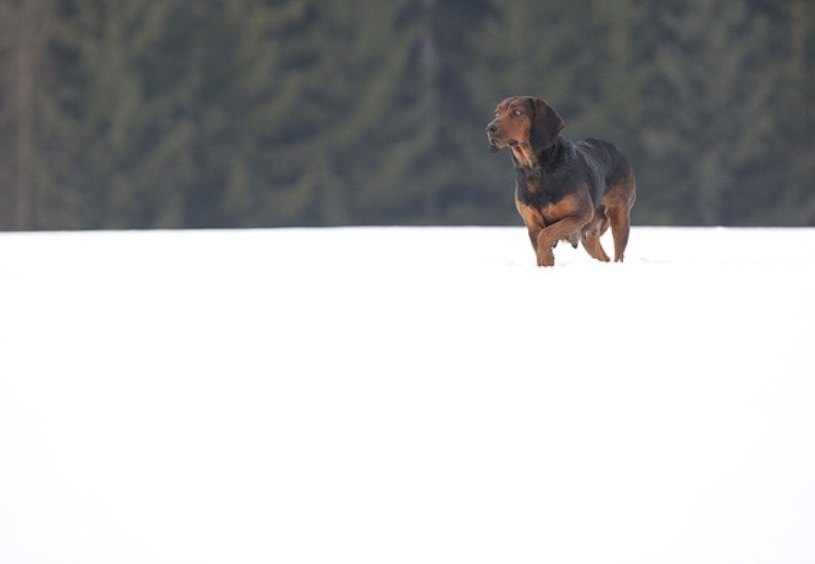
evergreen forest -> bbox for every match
[1,0,813,230]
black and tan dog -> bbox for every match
[486,96,636,267]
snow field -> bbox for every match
[1,226,814,563]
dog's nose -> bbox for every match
[486,123,498,134]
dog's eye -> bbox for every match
[512,109,523,117]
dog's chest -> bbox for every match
[515,167,561,209]
[515,166,578,226]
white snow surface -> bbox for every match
[1,226,814,564]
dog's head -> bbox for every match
[485,96,565,154]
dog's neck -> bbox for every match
[511,138,562,172]
[510,142,539,170]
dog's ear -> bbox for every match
[529,97,565,151]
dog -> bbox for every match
[486,96,636,267]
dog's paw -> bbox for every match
[536,248,555,267]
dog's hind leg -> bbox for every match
[579,213,610,262]
[604,168,636,262]
[607,206,631,262]
[581,233,610,262]
[601,189,634,263]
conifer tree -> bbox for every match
[0,0,53,230]
[41,0,182,228]
[775,0,815,224]
[263,0,417,226]
[345,0,494,224]
[0,0,14,228]
[645,0,776,225]
[183,0,318,227]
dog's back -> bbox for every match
[573,138,633,210]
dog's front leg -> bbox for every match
[535,235,556,267]
[525,225,554,267]
[516,201,547,264]
[526,226,541,254]
[534,193,593,266]
[536,215,592,267]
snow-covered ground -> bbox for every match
[1,226,814,564]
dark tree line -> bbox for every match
[0,0,812,230]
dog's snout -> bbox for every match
[486,123,498,134]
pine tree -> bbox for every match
[775,0,815,224]
[174,0,319,228]
[40,0,184,229]
[645,0,776,225]
[263,0,417,226]
[0,0,14,228]
[216,0,315,226]
[345,0,495,225]
[0,0,53,230]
